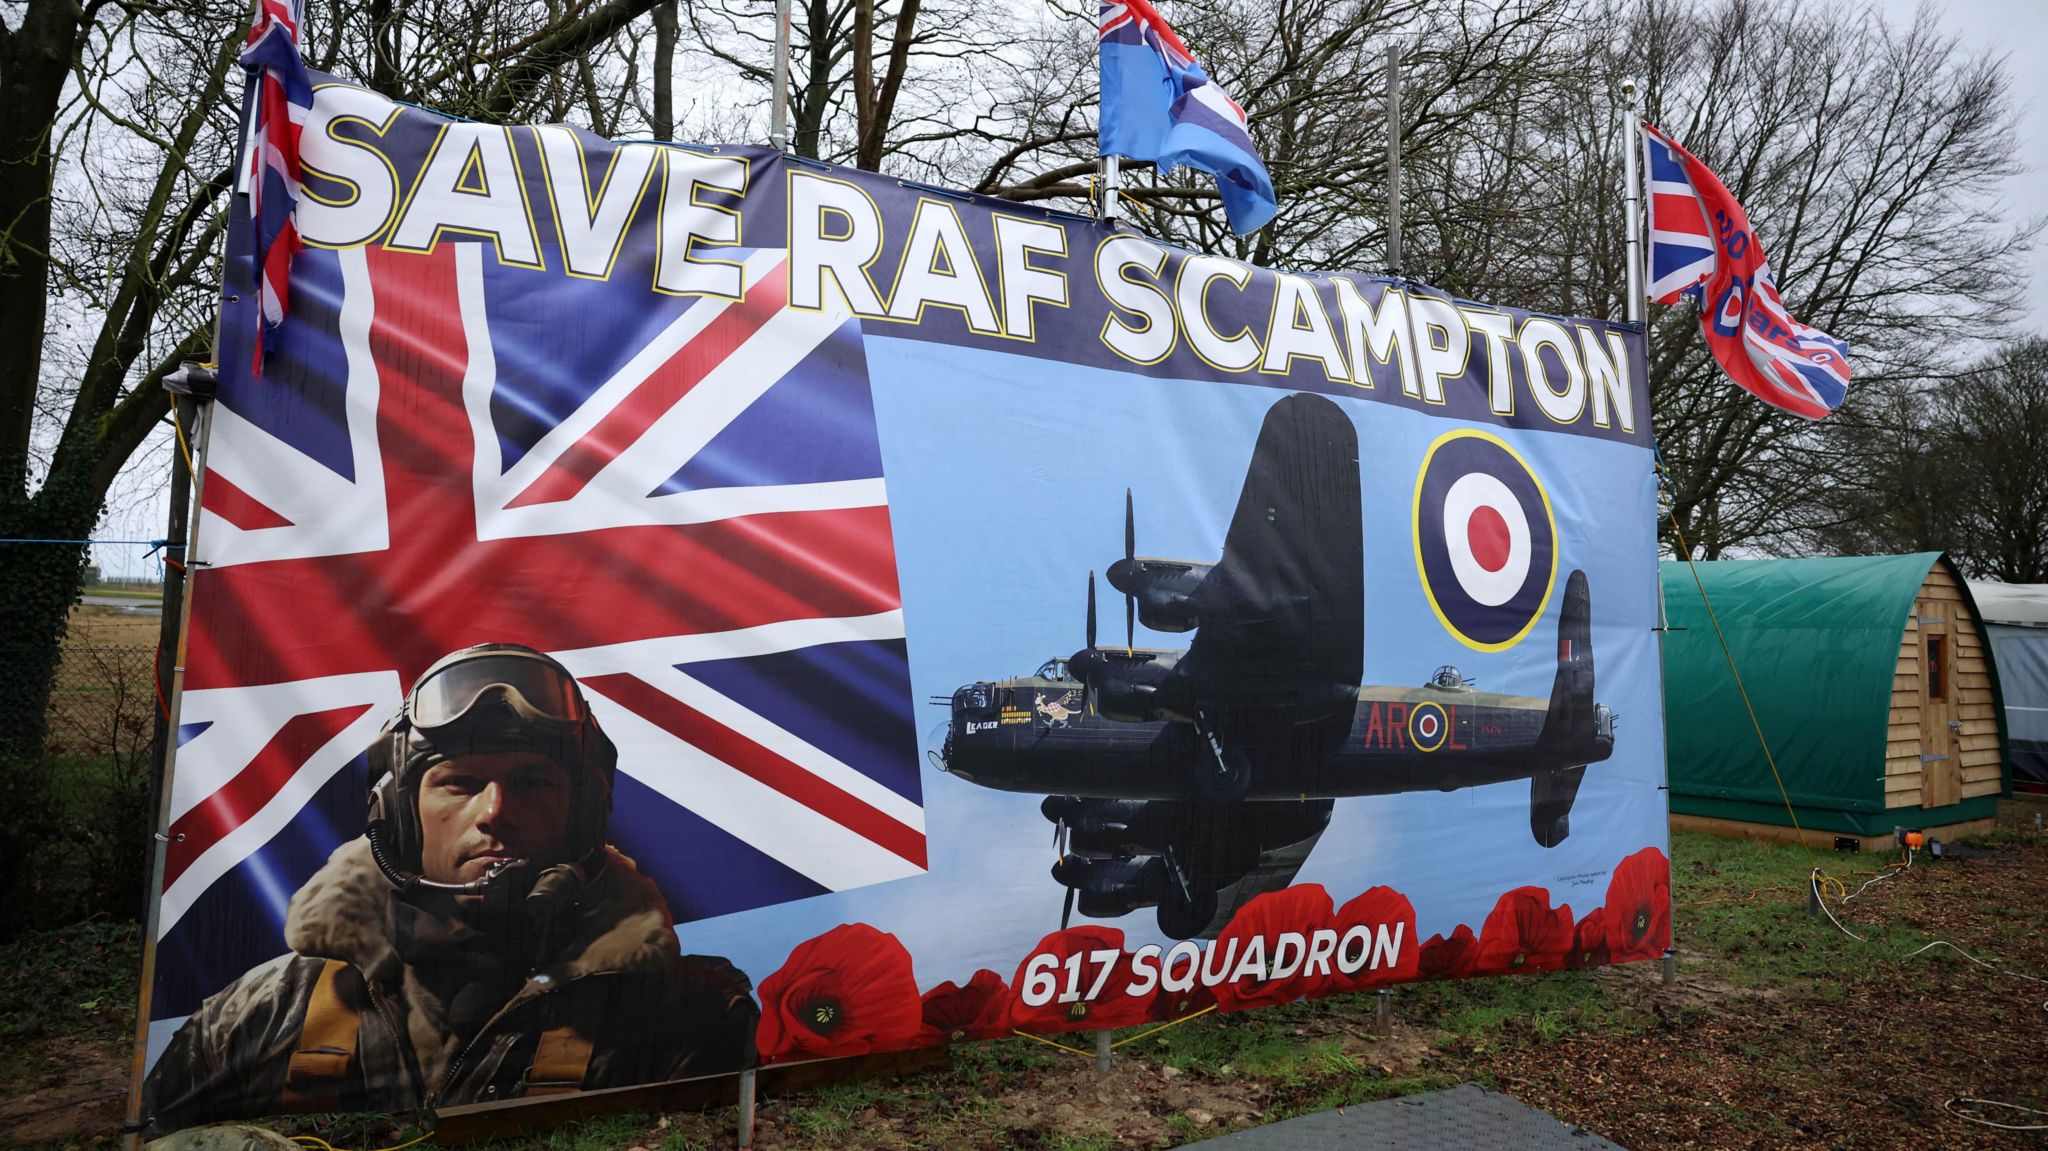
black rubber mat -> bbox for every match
[1172,1082,1628,1149]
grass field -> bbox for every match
[81,583,164,601]
[4,798,2044,1149]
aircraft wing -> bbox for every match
[1178,808,1331,938]
[1178,392,1363,707]
[1050,796,1335,938]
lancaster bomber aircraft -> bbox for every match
[928,393,1616,939]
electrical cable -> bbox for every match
[1808,868,1868,943]
[1008,1029,1099,1059]
[170,400,197,476]
[1112,1003,1218,1048]
[1943,1098,2048,1131]
[1841,849,1912,903]
[0,538,169,546]
[1680,886,1761,907]
[1808,848,2048,1131]
[290,1131,432,1151]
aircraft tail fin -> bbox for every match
[1531,569,1607,846]
[1539,569,1595,748]
[1531,765,1586,847]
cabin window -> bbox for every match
[1926,635,1946,700]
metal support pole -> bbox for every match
[1095,1029,1112,1072]
[1375,989,1393,1035]
[1661,949,1676,986]
[768,0,792,151]
[1102,155,1122,225]
[1807,878,1820,919]
[1620,76,1645,325]
[121,397,216,1150]
[737,1066,757,1148]
[1384,44,1402,277]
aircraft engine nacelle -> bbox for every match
[1052,855,1170,918]
[1042,795,1192,859]
[1091,658,1180,723]
[1107,558,1214,634]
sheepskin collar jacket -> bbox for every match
[144,837,758,1134]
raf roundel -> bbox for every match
[1413,429,1557,652]
[1408,700,1450,753]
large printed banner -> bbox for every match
[142,74,1669,1129]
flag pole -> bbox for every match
[1623,73,1677,984]
[769,0,791,150]
[1100,21,1120,225]
[1384,43,1402,277]
[1620,76,1644,325]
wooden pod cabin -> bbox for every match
[1660,553,2008,850]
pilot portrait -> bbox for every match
[144,643,758,1132]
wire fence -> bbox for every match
[44,644,162,767]
[4,641,164,932]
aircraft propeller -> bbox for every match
[1124,488,1136,656]
[1086,569,1097,650]
[1046,796,1078,930]
[1082,571,1101,718]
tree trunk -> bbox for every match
[651,0,676,139]
[369,0,399,96]
[0,2,82,501]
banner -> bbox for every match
[141,74,1669,1129]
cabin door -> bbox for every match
[1919,603,1960,808]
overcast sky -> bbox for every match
[1886,0,2048,334]
[87,1,2048,580]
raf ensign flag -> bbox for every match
[1643,123,1850,420]
[1099,0,1277,235]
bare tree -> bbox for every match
[1823,339,2048,581]
[1403,0,2035,558]
[0,0,669,934]
[1622,1,2034,558]
[679,0,1010,171]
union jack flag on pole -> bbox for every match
[1098,0,1276,234]
[238,0,312,375]
[1642,123,1850,420]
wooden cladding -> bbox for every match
[1885,561,2000,810]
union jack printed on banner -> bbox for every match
[239,0,312,375]
[1642,123,1851,420]
[153,233,926,1022]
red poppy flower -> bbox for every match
[1211,884,1336,1012]
[755,923,923,1063]
[1007,925,1150,1033]
[1474,886,1574,976]
[1329,885,1419,993]
[1417,924,1481,981]
[1568,907,1610,970]
[1148,978,1216,1023]
[918,969,1011,1045]
[1603,846,1671,962]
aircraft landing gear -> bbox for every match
[1156,889,1218,939]
[1194,711,1252,803]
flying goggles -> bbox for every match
[404,649,587,731]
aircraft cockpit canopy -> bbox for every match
[1035,657,1071,681]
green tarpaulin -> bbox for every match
[1660,553,2003,836]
